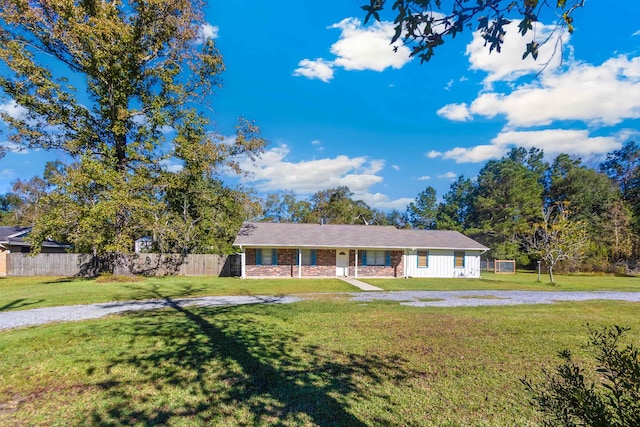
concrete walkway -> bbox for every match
[339,277,383,291]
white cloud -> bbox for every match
[436,103,472,121]
[293,58,335,83]
[0,169,15,179]
[428,128,625,165]
[215,135,238,146]
[197,24,219,43]
[359,193,414,210]
[431,145,509,164]
[311,140,321,145]
[418,175,431,181]
[633,30,640,37]
[293,17,412,82]
[236,144,409,209]
[0,141,27,154]
[468,55,640,127]
[438,172,458,180]
[329,18,412,72]
[159,159,183,173]
[426,150,442,159]
[238,145,381,194]
[491,129,621,157]
[132,113,174,134]
[466,20,569,85]
[0,100,27,120]
[391,165,400,171]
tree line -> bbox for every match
[256,143,640,274]
[2,142,638,275]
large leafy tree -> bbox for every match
[548,154,623,267]
[256,187,386,226]
[157,174,259,255]
[308,186,380,225]
[260,191,312,224]
[435,175,475,232]
[600,141,640,258]
[472,148,545,263]
[0,193,21,225]
[361,0,586,63]
[0,0,265,265]
[0,161,63,226]
[406,186,437,229]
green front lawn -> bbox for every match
[367,271,640,291]
[1,297,639,426]
[0,276,355,312]
[1,271,639,313]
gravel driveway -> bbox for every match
[1,290,640,331]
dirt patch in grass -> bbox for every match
[95,274,145,283]
[305,293,352,302]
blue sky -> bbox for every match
[1,1,639,211]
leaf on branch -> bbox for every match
[361,2,383,24]
[518,19,533,36]
[391,25,402,44]
[522,41,539,60]
[477,16,488,31]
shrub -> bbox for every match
[522,325,640,427]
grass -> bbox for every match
[367,271,640,291]
[0,276,356,312]
[1,291,639,426]
[1,271,639,312]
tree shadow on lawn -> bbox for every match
[0,298,44,312]
[86,285,413,426]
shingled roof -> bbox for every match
[234,222,488,251]
[0,226,70,249]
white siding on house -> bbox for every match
[404,249,482,278]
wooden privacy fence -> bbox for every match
[5,253,240,277]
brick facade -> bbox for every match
[351,250,404,278]
[244,248,404,278]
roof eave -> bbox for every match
[235,244,488,251]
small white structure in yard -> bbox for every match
[234,222,489,279]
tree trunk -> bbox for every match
[548,266,554,284]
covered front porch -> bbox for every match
[238,247,404,279]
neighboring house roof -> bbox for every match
[234,222,489,251]
[0,226,71,249]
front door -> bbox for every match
[336,250,349,277]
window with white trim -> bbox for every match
[363,250,391,266]
[301,249,317,266]
[454,251,465,268]
[256,248,277,265]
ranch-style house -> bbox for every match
[233,222,488,279]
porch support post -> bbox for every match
[240,251,246,279]
[403,249,407,278]
[298,248,302,278]
[355,249,358,278]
